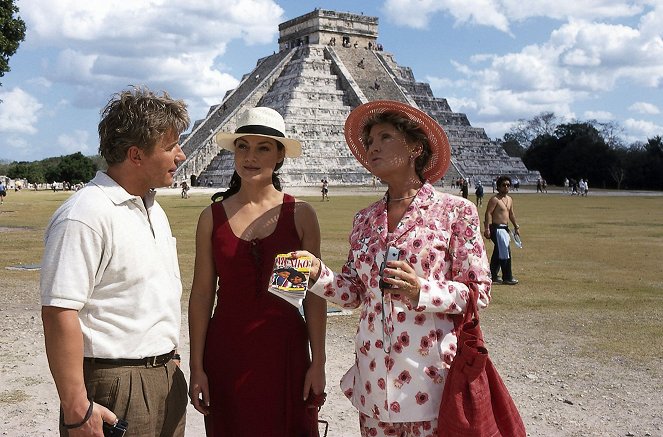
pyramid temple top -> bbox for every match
[278,9,379,51]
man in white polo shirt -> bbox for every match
[40,86,190,436]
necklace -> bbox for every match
[388,193,416,202]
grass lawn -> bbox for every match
[1,188,661,362]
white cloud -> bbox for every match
[0,88,43,134]
[624,118,663,138]
[382,0,510,32]
[26,77,52,88]
[17,0,284,110]
[446,97,478,112]
[628,102,660,114]
[381,0,645,32]
[584,110,614,120]
[433,8,662,138]
[500,0,643,21]
[0,135,32,156]
[57,130,93,154]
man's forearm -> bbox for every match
[42,306,90,421]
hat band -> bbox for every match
[235,124,285,138]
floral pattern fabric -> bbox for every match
[359,412,437,437]
[310,182,491,423]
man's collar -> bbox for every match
[90,171,156,206]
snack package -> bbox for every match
[268,254,312,307]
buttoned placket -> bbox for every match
[130,196,156,239]
[377,196,425,421]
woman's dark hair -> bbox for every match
[360,111,432,182]
[211,139,285,202]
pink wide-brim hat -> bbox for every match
[344,100,451,183]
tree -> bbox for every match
[0,0,26,86]
[521,133,561,182]
[553,122,616,189]
[504,111,560,149]
[496,136,525,158]
[57,152,96,183]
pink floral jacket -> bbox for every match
[310,182,491,422]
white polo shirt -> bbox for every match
[40,172,182,359]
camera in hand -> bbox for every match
[103,419,128,437]
[379,246,401,289]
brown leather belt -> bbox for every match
[83,350,175,367]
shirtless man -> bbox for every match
[483,175,520,285]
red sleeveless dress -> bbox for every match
[203,194,318,437]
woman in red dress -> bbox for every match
[188,107,327,436]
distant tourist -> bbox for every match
[0,180,6,204]
[484,175,520,285]
[460,178,469,198]
[475,181,484,206]
[321,178,329,201]
[358,58,365,69]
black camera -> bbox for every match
[379,246,401,289]
[103,419,128,437]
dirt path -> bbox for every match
[1,291,661,436]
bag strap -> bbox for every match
[464,286,479,324]
[452,286,480,333]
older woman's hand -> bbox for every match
[290,250,322,283]
[381,259,421,303]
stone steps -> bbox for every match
[179,41,539,188]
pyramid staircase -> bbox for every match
[175,42,537,187]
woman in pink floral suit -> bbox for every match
[295,101,491,437]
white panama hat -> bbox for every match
[214,107,302,158]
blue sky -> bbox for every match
[1,0,662,162]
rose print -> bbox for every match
[385,426,398,436]
[369,358,376,371]
[414,314,426,325]
[372,405,380,419]
[365,380,372,394]
[415,391,429,405]
[389,401,401,413]
[397,311,406,323]
[419,336,432,356]
[398,332,410,346]
[394,370,412,388]
[377,377,386,390]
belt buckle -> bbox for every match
[148,355,158,367]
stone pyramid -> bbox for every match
[175,9,536,188]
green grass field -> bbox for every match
[1,189,661,362]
